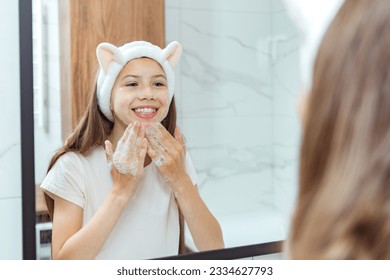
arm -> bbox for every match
[50,122,147,259]
[174,179,224,251]
[50,186,134,259]
[145,124,224,251]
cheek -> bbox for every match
[158,94,170,121]
[113,95,133,112]
[118,99,129,111]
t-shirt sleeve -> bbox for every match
[184,151,199,187]
[40,152,86,209]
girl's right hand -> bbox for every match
[104,122,147,198]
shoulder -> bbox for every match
[53,150,85,169]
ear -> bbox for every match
[297,90,310,128]
[162,41,182,68]
[96,42,124,74]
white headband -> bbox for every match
[96,41,182,121]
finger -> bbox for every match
[147,140,165,167]
[123,122,140,151]
[138,123,145,139]
[145,125,169,155]
[131,125,146,157]
[155,123,175,141]
[174,127,187,154]
[145,123,174,153]
[120,122,134,143]
[138,138,148,163]
[147,140,159,161]
[104,140,113,162]
[174,127,184,145]
[156,123,181,152]
[129,138,147,176]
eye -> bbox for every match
[153,81,166,87]
[126,82,138,87]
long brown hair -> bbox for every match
[289,0,390,259]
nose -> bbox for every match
[137,86,156,100]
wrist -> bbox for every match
[111,183,136,203]
[171,175,195,198]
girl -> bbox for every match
[40,40,224,260]
[288,0,390,259]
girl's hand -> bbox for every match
[105,122,147,197]
[145,123,187,189]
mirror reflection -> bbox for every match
[33,0,301,259]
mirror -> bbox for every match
[30,0,301,259]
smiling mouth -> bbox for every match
[132,107,158,119]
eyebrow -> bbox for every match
[121,74,167,80]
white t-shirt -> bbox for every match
[40,146,198,260]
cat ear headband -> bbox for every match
[96,41,182,121]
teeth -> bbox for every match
[134,108,156,114]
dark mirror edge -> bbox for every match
[153,240,284,260]
[20,0,37,260]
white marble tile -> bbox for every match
[181,116,273,216]
[200,170,273,216]
[165,0,303,249]
[0,198,23,259]
[272,116,300,218]
[43,0,59,25]
[271,0,289,13]
[0,143,22,198]
[216,210,286,248]
[181,77,272,118]
[45,24,60,57]
[0,0,24,260]
[269,2,301,221]
[182,115,273,154]
[0,0,21,199]
[178,6,273,118]
[165,7,181,43]
[273,115,301,148]
[179,9,272,65]
[46,60,60,91]
[165,0,180,8]
[271,1,302,107]
[180,0,271,13]
[165,5,183,123]
[273,160,298,219]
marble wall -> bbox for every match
[0,0,23,259]
[165,0,301,248]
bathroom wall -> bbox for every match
[33,0,63,185]
[165,0,301,248]
[0,0,23,259]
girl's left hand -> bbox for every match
[145,123,187,189]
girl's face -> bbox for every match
[110,58,169,128]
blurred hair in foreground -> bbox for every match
[289,0,390,259]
